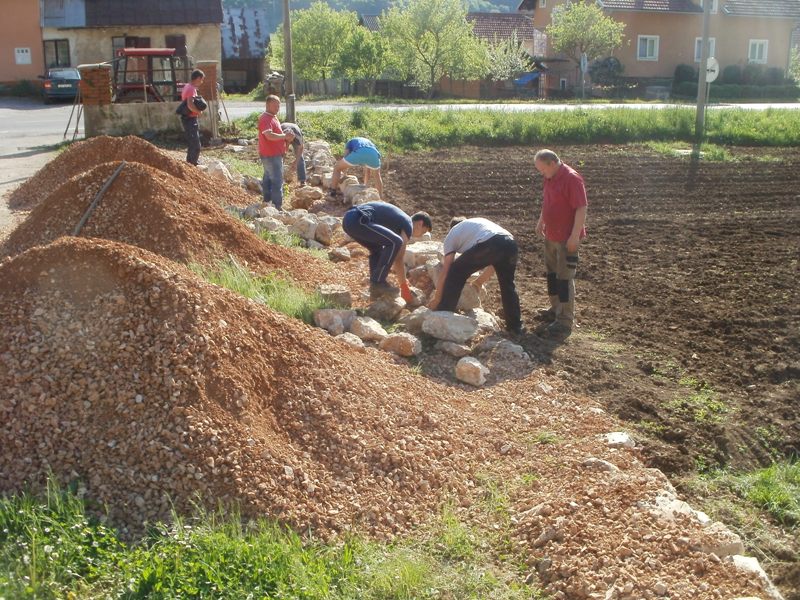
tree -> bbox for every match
[270,2,358,94]
[546,1,625,69]
[485,32,534,81]
[337,27,391,96]
[381,0,487,97]
[790,47,800,84]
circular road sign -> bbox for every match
[706,57,720,83]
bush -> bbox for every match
[742,63,763,85]
[721,65,742,85]
[589,56,624,86]
[0,79,39,97]
[673,64,696,84]
[764,67,785,85]
[672,80,800,101]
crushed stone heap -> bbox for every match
[0,237,494,537]
[0,160,352,291]
[8,135,254,211]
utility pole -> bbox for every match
[282,0,296,122]
[694,0,712,141]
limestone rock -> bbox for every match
[456,282,483,311]
[404,241,443,268]
[463,308,500,333]
[436,341,471,357]
[581,457,620,472]
[292,185,324,209]
[422,311,480,344]
[701,522,745,557]
[455,357,489,386]
[604,431,636,449]
[366,296,406,321]
[313,309,356,334]
[316,284,352,308]
[253,217,287,236]
[335,332,364,348]
[379,333,422,357]
[289,214,318,241]
[314,221,334,245]
[205,159,233,183]
[350,316,388,342]
[398,307,429,335]
[350,187,381,206]
[328,247,351,262]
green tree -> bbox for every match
[485,32,533,81]
[270,2,358,94]
[381,0,487,97]
[337,27,392,96]
[546,1,625,69]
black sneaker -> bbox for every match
[369,281,399,300]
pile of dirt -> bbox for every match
[0,237,775,597]
[7,135,255,211]
[0,237,499,537]
[0,160,355,291]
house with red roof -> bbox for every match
[518,0,800,94]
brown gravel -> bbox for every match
[7,135,255,211]
[0,159,358,292]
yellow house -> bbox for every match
[518,0,800,94]
[0,0,44,86]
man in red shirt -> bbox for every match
[534,149,588,339]
[258,95,294,209]
[180,69,205,165]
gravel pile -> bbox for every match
[0,160,353,290]
[0,237,501,537]
[8,135,254,211]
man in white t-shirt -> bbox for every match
[428,216,523,334]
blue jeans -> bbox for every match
[296,156,306,184]
[261,155,284,209]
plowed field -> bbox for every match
[386,145,800,476]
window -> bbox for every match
[539,0,546,6]
[559,78,567,90]
[43,39,70,68]
[748,39,768,64]
[637,35,659,61]
[694,37,716,62]
[165,34,187,57]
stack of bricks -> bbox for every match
[196,61,218,102]
[79,66,113,106]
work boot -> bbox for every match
[369,281,399,300]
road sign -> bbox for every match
[706,57,719,83]
[580,52,588,73]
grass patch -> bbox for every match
[530,431,560,445]
[688,461,800,528]
[190,257,329,323]
[228,107,800,153]
[668,377,727,424]
[0,482,541,599]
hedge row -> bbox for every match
[673,81,800,100]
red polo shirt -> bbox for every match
[258,112,285,157]
[541,163,588,243]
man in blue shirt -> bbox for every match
[330,137,384,199]
[342,202,432,300]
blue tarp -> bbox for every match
[514,71,540,85]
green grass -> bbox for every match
[0,482,541,600]
[644,140,782,162]
[668,377,727,424]
[689,461,800,528]
[190,257,329,323]
[229,107,800,152]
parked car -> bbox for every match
[40,68,81,103]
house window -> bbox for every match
[694,37,716,62]
[43,39,70,68]
[539,0,546,6]
[637,35,659,61]
[165,34,187,57]
[748,39,768,64]
[559,78,567,90]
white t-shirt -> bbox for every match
[443,218,512,256]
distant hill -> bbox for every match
[221,0,520,15]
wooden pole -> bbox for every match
[694,0,712,142]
